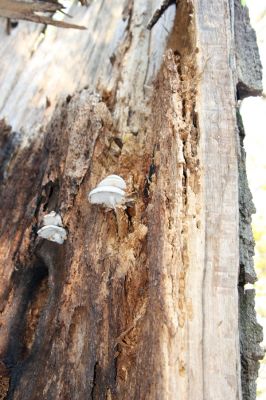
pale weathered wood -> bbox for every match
[0,0,174,135]
[194,0,241,398]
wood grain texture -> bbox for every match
[194,0,241,398]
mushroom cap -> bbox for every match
[37,225,67,244]
[97,175,126,190]
[43,211,63,227]
[88,186,125,208]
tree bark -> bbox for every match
[0,1,263,399]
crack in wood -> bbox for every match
[90,361,99,400]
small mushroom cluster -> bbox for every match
[37,175,128,244]
[88,175,127,209]
[37,211,67,244]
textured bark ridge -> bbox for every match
[238,112,257,286]
[234,0,263,99]
[234,2,265,398]
[237,111,265,400]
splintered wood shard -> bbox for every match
[147,0,177,30]
[0,0,87,30]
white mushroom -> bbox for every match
[37,211,67,244]
[37,225,67,245]
[88,175,127,209]
[97,175,126,190]
[43,211,63,227]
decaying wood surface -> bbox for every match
[0,0,263,399]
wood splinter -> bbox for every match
[147,0,178,30]
[0,0,87,30]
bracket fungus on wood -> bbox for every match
[37,211,67,244]
[42,211,63,227]
[88,175,127,209]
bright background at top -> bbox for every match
[241,0,266,397]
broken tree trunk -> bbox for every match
[0,1,263,399]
